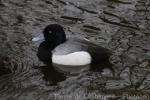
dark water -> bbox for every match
[0,0,150,100]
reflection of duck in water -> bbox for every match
[32,24,112,74]
[39,65,66,86]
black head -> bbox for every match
[43,24,66,48]
[37,24,66,64]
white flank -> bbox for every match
[52,51,91,66]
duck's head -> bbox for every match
[32,24,67,64]
[32,24,66,47]
[43,24,66,44]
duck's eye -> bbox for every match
[48,31,52,34]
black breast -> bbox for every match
[37,41,52,64]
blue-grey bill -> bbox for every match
[32,34,44,42]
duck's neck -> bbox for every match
[45,39,66,51]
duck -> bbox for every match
[32,24,112,73]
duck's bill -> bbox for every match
[32,34,44,42]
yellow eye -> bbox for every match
[48,31,52,34]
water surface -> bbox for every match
[0,0,150,100]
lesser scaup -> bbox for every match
[32,24,112,73]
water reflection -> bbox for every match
[39,61,113,85]
[90,61,113,73]
[0,55,12,76]
[37,65,66,86]
[0,67,11,76]
[33,59,113,86]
